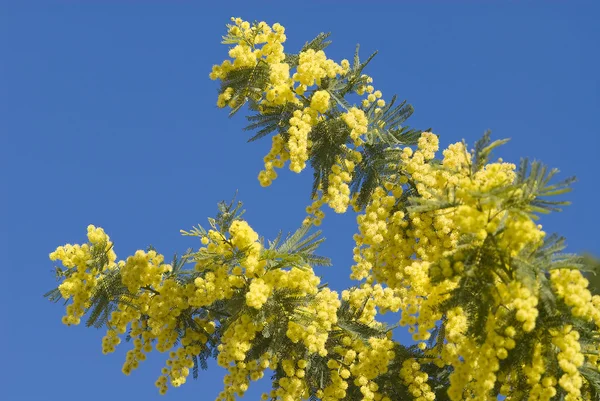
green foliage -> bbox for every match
[265,223,331,269]
[245,102,300,142]
[512,158,575,216]
[351,144,402,209]
[85,269,126,328]
[363,96,416,145]
[220,63,271,116]
[181,195,245,240]
[285,32,332,67]
[471,130,510,174]
[309,117,353,196]
[580,364,600,401]
[45,22,600,401]
[584,254,600,295]
[335,297,390,343]
[221,32,430,210]
[321,44,377,103]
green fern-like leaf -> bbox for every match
[284,32,332,67]
[364,96,416,145]
[350,144,402,209]
[220,63,270,116]
[512,158,575,215]
[471,130,510,173]
[309,117,353,197]
[244,102,300,142]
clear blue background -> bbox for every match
[1,1,599,400]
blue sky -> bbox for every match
[1,1,599,400]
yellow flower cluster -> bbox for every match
[48,18,600,401]
[220,355,269,401]
[266,62,295,105]
[552,325,585,400]
[194,218,359,398]
[351,371,381,401]
[351,337,395,381]
[408,275,457,349]
[120,320,154,376]
[326,153,357,213]
[120,249,170,293]
[190,267,239,307]
[524,343,558,401]
[310,89,331,114]
[496,214,545,258]
[287,287,340,356]
[216,314,264,399]
[211,19,356,186]
[354,75,374,100]
[246,278,271,309]
[362,89,385,111]
[209,18,286,82]
[210,18,292,114]
[318,363,350,401]
[258,134,289,187]
[400,359,436,401]
[499,281,539,333]
[152,280,195,351]
[294,48,347,89]
[217,314,261,367]
[303,195,327,226]
[229,219,259,247]
[217,87,234,108]
[301,149,361,223]
[274,359,310,400]
[342,107,368,145]
[230,220,266,276]
[445,309,518,400]
[156,320,215,393]
[345,130,570,399]
[551,268,600,327]
[52,224,255,394]
[439,307,467,366]
[49,225,116,325]
[101,329,121,354]
[311,333,398,401]
[342,283,401,328]
[288,107,317,173]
